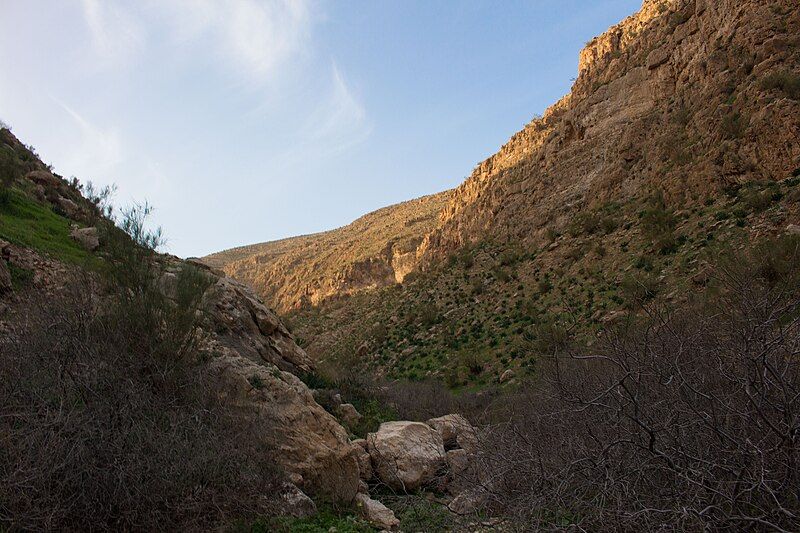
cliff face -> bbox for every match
[210,0,799,320]
[204,191,450,312]
[282,0,799,385]
[418,0,799,262]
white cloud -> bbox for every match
[306,63,372,155]
[80,0,312,84]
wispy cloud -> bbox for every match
[80,0,144,67]
[51,97,123,181]
[80,0,312,85]
[305,63,372,156]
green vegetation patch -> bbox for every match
[244,507,375,533]
[0,189,92,265]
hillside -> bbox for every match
[3,0,800,530]
[204,191,451,312]
[272,0,800,386]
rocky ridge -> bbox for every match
[204,191,451,313]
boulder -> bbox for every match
[70,227,99,251]
[200,276,313,374]
[337,403,363,427]
[499,369,516,383]
[367,421,445,491]
[445,449,473,495]
[207,351,360,504]
[448,488,489,516]
[352,439,373,481]
[426,414,478,453]
[354,493,400,530]
[278,483,317,518]
[57,197,81,219]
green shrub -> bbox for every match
[248,375,265,390]
[720,111,749,139]
[741,189,773,212]
[640,192,679,254]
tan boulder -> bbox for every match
[367,421,445,491]
[208,350,359,504]
[70,227,99,251]
[352,439,373,481]
[200,276,313,374]
[337,403,363,428]
[354,493,400,530]
[426,414,478,453]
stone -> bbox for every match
[786,224,800,236]
[207,352,360,504]
[70,227,99,251]
[646,47,670,69]
[499,369,516,384]
[445,448,472,495]
[337,403,363,428]
[279,483,317,518]
[352,439,373,481]
[354,493,400,530]
[367,421,445,492]
[57,197,81,219]
[448,489,489,516]
[200,276,313,374]
[426,414,478,453]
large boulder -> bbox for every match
[173,263,361,504]
[70,227,99,251]
[366,421,445,491]
[354,493,400,530]
[207,347,360,504]
[426,414,478,453]
[199,275,313,374]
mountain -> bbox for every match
[209,0,800,387]
[204,191,451,312]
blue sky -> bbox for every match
[0,0,641,258]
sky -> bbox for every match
[0,0,641,258]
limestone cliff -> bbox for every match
[418,0,799,261]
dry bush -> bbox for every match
[381,379,498,422]
[0,278,284,531]
[470,235,800,531]
[0,206,286,530]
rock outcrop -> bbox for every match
[366,421,446,491]
[160,259,363,504]
[418,0,800,262]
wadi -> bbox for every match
[1,0,799,531]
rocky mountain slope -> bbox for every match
[266,0,799,385]
[417,0,799,262]
[204,191,450,312]
[0,128,492,531]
